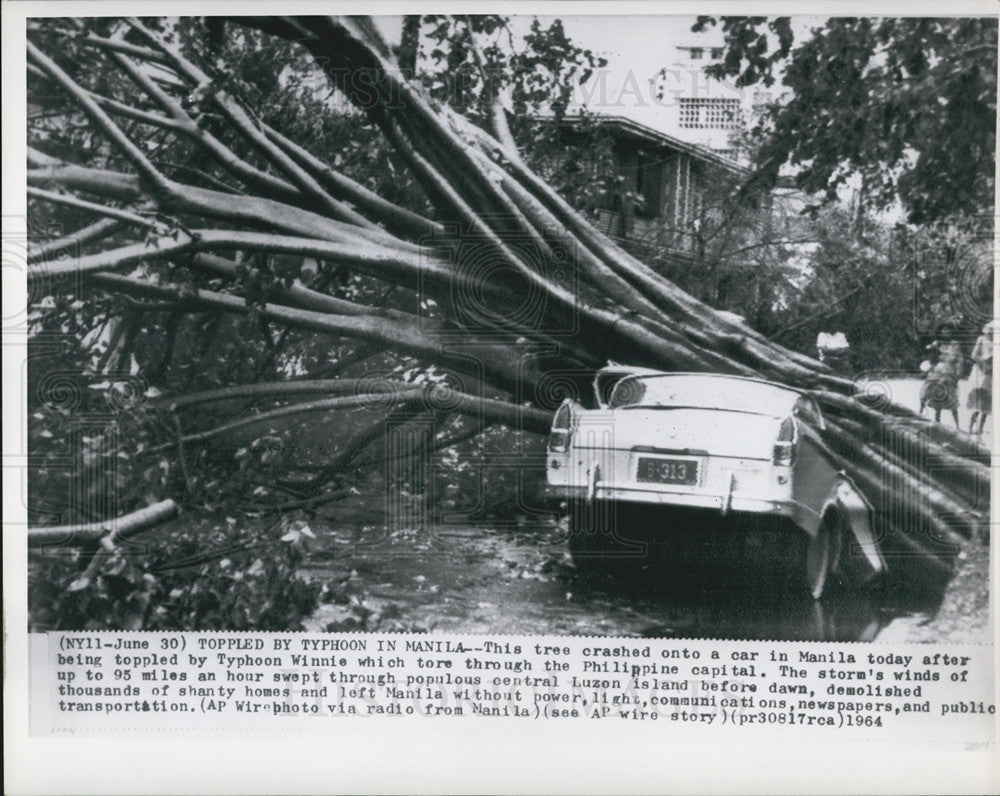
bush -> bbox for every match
[28,516,321,631]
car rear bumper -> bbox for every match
[542,483,798,517]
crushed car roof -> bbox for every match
[595,369,808,415]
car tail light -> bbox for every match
[773,416,798,466]
[548,400,575,452]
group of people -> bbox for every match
[816,323,994,436]
[919,321,994,435]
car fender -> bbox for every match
[820,473,887,583]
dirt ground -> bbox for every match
[876,537,992,643]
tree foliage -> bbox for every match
[403,15,606,124]
[30,515,321,630]
[696,16,998,222]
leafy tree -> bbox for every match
[399,15,606,139]
[765,205,917,369]
[396,15,621,221]
[696,16,997,223]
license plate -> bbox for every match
[636,457,698,485]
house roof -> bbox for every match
[558,113,747,175]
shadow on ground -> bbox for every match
[300,516,963,642]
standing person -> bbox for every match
[966,321,995,436]
[816,330,851,374]
[919,323,963,427]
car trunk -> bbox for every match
[586,408,782,460]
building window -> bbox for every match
[711,47,724,59]
[689,48,703,60]
[678,97,741,129]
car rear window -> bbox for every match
[608,375,800,415]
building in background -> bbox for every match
[648,43,781,162]
[544,115,748,262]
[536,21,799,289]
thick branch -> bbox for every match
[26,40,172,194]
[148,382,549,455]
[125,17,377,229]
[27,159,427,254]
[263,123,445,240]
[161,379,551,432]
[146,392,422,452]
[28,218,123,263]
[29,499,177,548]
[28,227,496,305]
[27,186,161,233]
[104,48,311,208]
[80,33,174,66]
[82,272,534,391]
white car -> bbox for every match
[545,367,886,598]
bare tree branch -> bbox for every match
[28,217,124,263]
[26,40,173,194]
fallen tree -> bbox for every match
[25,15,990,589]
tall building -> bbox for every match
[649,44,779,163]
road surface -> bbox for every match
[881,377,992,446]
